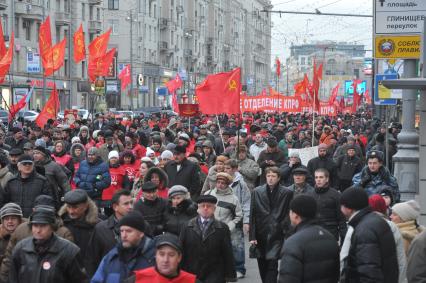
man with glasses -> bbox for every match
[0,154,53,217]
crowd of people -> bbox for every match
[0,109,423,283]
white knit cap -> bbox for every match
[108,150,119,160]
[160,150,173,160]
[392,200,420,222]
[71,136,81,144]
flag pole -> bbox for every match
[312,88,316,147]
[216,115,225,151]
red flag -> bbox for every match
[118,64,131,90]
[88,29,111,61]
[196,67,241,115]
[351,79,362,112]
[8,94,26,122]
[276,58,281,78]
[0,32,13,83]
[328,83,340,105]
[73,24,86,63]
[364,90,371,104]
[44,38,66,77]
[0,22,7,59]
[309,61,321,111]
[166,74,183,94]
[39,16,53,73]
[35,86,60,128]
[294,74,309,97]
[88,48,116,82]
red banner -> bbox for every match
[240,95,301,113]
[178,104,199,117]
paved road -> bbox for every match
[240,241,262,282]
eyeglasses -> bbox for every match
[20,162,33,166]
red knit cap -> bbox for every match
[368,194,387,215]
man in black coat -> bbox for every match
[280,152,313,186]
[4,127,28,151]
[88,190,133,275]
[336,145,363,192]
[0,154,54,217]
[164,145,200,200]
[180,195,236,283]
[312,168,347,242]
[340,187,398,283]
[279,195,340,283]
[249,166,293,283]
[257,138,287,185]
[307,143,339,188]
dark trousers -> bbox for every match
[257,258,278,283]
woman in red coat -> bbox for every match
[51,140,74,177]
[120,150,140,185]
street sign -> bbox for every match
[26,52,40,73]
[375,74,398,105]
[374,0,426,35]
[375,35,420,59]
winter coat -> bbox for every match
[9,235,86,283]
[336,155,363,182]
[385,217,407,283]
[201,165,219,195]
[51,150,74,178]
[396,220,424,254]
[102,165,131,201]
[352,165,400,202]
[341,207,399,283]
[36,155,71,199]
[91,236,155,283]
[59,199,100,276]
[133,197,167,236]
[0,217,74,283]
[287,182,315,197]
[333,144,364,162]
[279,220,340,283]
[98,143,124,163]
[70,143,86,190]
[230,173,251,224]
[144,167,169,199]
[407,231,426,283]
[311,186,347,241]
[205,187,243,233]
[0,225,12,264]
[163,199,197,236]
[74,157,111,199]
[249,142,267,162]
[307,156,339,188]
[236,157,259,191]
[257,149,287,184]
[0,171,54,217]
[164,159,200,200]
[0,167,13,191]
[5,137,28,151]
[280,162,313,186]
[249,184,293,259]
[180,217,237,283]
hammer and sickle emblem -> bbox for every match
[95,38,104,54]
[53,49,60,61]
[229,79,237,91]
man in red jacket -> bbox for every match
[127,233,201,283]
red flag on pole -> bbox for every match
[195,67,241,115]
[276,58,281,78]
[44,38,66,77]
[118,64,131,90]
[39,16,53,73]
[0,32,13,83]
[351,79,362,112]
[88,48,116,82]
[73,24,86,63]
[309,61,322,111]
[165,74,183,94]
[35,86,60,128]
[8,93,26,122]
[328,83,340,105]
[88,29,111,60]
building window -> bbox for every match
[23,20,31,41]
[108,0,119,10]
[64,0,70,13]
[108,19,119,35]
[82,3,85,20]
[14,18,19,39]
[82,61,86,78]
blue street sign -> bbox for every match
[374,74,398,105]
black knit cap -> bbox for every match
[118,211,145,232]
[290,195,317,219]
[173,145,186,154]
[196,195,217,204]
[142,181,158,192]
[340,187,369,210]
[34,195,56,209]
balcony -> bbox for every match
[183,49,193,57]
[159,41,169,51]
[15,2,43,19]
[0,0,7,10]
[55,12,71,26]
[159,18,169,29]
[88,0,102,5]
[88,20,102,33]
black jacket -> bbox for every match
[249,184,293,259]
[9,235,86,283]
[164,159,200,200]
[311,186,347,241]
[0,171,54,217]
[163,199,198,236]
[134,197,167,236]
[336,155,363,182]
[257,149,287,184]
[87,215,119,276]
[280,162,313,186]
[307,156,339,187]
[342,207,399,283]
[180,217,236,283]
[279,220,340,283]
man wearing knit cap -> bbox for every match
[307,143,339,188]
[180,194,236,282]
[0,203,22,261]
[339,187,399,283]
[9,208,87,282]
[91,210,155,283]
[279,195,339,283]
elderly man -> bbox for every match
[7,148,22,175]
[235,145,259,191]
[280,152,313,186]
[59,189,100,276]
[5,127,28,151]
[0,154,53,217]
[9,208,86,283]
[0,203,22,262]
[286,167,315,196]
[180,195,236,283]
[91,210,155,283]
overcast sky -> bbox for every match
[270,0,373,63]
